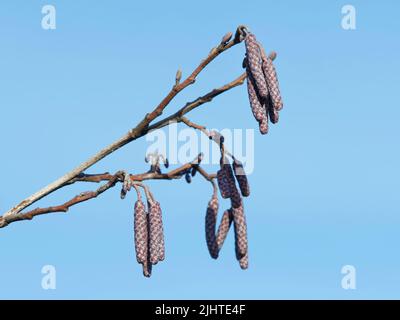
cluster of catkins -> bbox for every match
[244,31,283,134]
[127,30,283,276]
[205,138,250,269]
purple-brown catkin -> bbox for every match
[205,196,219,259]
[245,34,269,99]
[134,199,148,265]
[233,160,250,197]
[155,201,165,261]
[260,45,283,111]
[223,160,237,196]
[217,169,230,199]
[216,210,233,251]
[217,156,237,199]
[230,187,242,209]
[267,96,280,124]
[148,200,165,265]
[246,63,269,135]
[232,205,248,259]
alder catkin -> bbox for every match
[134,199,148,265]
[205,196,219,259]
[232,205,248,259]
[230,187,242,209]
[216,210,233,251]
[246,63,269,135]
[267,96,280,124]
[217,169,230,199]
[260,45,283,111]
[245,33,269,99]
[148,200,165,264]
[233,160,250,197]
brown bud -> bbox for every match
[221,32,233,45]
[185,172,192,183]
[134,199,148,265]
[233,160,250,197]
[175,68,182,84]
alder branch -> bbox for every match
[1,27,247,221]
[0,156,215,228]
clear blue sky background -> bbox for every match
[1,0,399,299]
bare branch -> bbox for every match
[1,27,246,220]
[0,156,215,228]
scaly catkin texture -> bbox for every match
[216,210,233,250]
[238,253,249,270]
[134,199,148,265]
[245,33,269,99]
[246,62,269,134]
[233,160,250,197]
[266,95,280,124]
[217,169,230,199]
[155,201,165,261]
[205,196,220,259]
[260,45,283,111]
[231,205,248,259]
[148,200,165,265]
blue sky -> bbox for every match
[0,0,400,299]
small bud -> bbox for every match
[220,32,233,45]
[185,172,192,183]
[268,51,277,61]
[175,68,182,85]
[191,166,198,177]
[242,57,247,69]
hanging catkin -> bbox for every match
[245,33,269,99]
[216,209,233,250]
[246,61,269,135]
[148,199,165,265]
[233,160,250,197]
[205,195,220,259]
[266,95,280,124]
[260,45,283,111]
[232,205,248,259]
[134,199,148,265]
